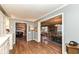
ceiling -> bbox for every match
[41,15,62,26]
[1,4,63,22]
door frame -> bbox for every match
[38,13,64,54]
[15,22,28,42]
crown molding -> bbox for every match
[0,5,9,17]
[0,4,68,22]
[34,4,68,22]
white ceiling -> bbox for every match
[1,4,63,22]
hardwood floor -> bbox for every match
[11,38,62,54]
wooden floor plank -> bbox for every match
[12,38,62,54]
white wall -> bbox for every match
[64,5,79,43]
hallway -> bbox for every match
[11,38,62,54]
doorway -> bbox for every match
[40,14,62,54]
[15,23,27,42]
[41,15,62,44]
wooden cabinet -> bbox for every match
[66,44,79,54]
